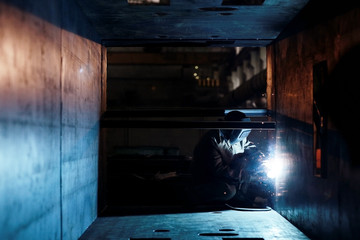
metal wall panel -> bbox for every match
[0,1,102,239]
[269,7,360,240]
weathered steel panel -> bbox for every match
[74,0,309,45]
[269,7,360,240]
[79,209,310,239]
[0,2,62,240]
[0,1,102,240]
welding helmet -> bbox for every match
[222,111,251,144]
[228,128,251,145]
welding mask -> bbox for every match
[222,111,251,144]
[228,116,252,144]
[228,128,251,145]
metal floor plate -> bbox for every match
[79,209,310,240]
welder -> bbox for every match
[187,110,269,208]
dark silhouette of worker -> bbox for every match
[188,110,268,207]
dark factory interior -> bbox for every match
[1,0,360,239]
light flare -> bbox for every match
[263,157,284,179]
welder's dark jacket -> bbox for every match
[191,129,256,185]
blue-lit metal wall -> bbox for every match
[0,1,102,239]
[268,7,360,240]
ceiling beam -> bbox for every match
[107,52,234,65]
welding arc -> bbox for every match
[225,203,271,211]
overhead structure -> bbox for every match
[75,0,310,46]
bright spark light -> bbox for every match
[263,157,284,179]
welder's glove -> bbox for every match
[242,149,266,173]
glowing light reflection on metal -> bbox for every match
[264,157,284,179]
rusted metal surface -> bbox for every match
[269,7,360,240]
